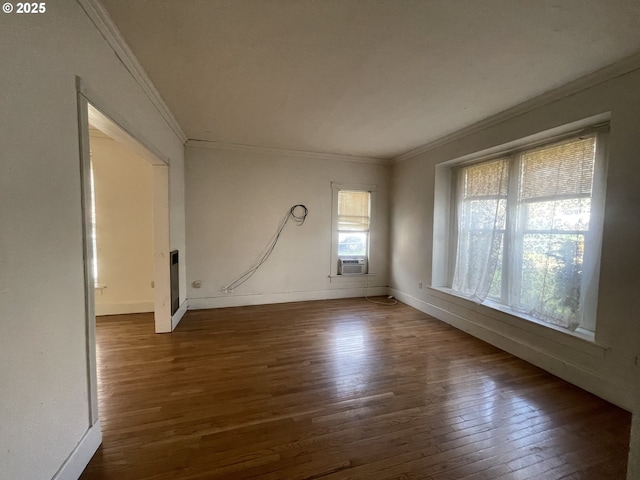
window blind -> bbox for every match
[338,190,370,231]
[520,137,595,201]
[463,158,509,198]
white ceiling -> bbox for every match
[100,0,640,159]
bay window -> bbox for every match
[450,129,607,333]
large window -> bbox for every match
[451,131,606,332]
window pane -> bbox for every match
[454,230,504,297]
[467,198,507,231]
[90,161,99,286]
[453,177,507,299]
[487,240,504,300]
[454,192,506,299]
[519,233,584,329]
[517,137,596,328]
[338,232,367,256]
[525,198,591,231]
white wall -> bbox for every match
[0,1,185,478]
[185,145,390,308]
[168,143,187,312]
[91,134,154,315]
[390,67,640,411]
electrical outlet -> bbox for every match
[418,281,423,289]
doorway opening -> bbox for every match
[77,92,174,425]
[88,125,155,318]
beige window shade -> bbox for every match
[338,190,370,231]
[464,158,509,198]
[520,137,595,201]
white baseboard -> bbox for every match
[171,300,188,330]
[390,288,635,411]
[95,301,154,316]
[188,286,389,310]
[52,421,102,480]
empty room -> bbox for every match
[1,1,640,479]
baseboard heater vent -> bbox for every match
[338,258,367,275]
[170,250,179,316]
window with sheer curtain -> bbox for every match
[451,131,607,332]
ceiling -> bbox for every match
[100,0,640,159]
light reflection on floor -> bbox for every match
[330,320,372,398]
[327,317,560,448]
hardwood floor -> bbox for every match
[80,298,631,479]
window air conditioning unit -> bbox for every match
[338,258,367,275]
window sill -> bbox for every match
[428,286,609,358]
[329,273,376,284]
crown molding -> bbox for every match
[393,50,640,164]
[185,139,393,166]
[77,0,188,144]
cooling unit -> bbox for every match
[338,258,367,275]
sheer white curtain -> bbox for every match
[451,134,604,331]
[452,158,509,303]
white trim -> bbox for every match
[330,181,379,192]
[94,301,154,316]
[76,89,99,426]
[188,287,389,310]
[186,139,391,165]
[76,0,187,144]
[152,166,172,333]
[436,114,610,169]
[393,52,640,163]
[51,421,102,480]
[80,85,171,166]
[87,104,169,166]
[389,288,635,411]
[427,286,606,356]
[171,300,188,330]
[329,273,377,284]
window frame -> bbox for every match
[437,122,608,335]
[89,159,100,289]
[330,182,377,279]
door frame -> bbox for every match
[76,78,172,425]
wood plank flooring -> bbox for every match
[80,298,631,479]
